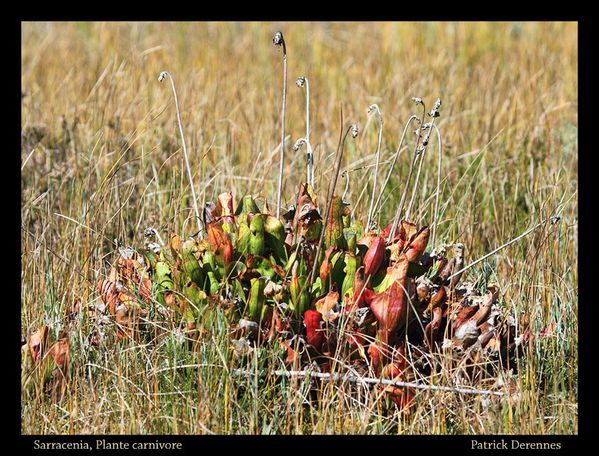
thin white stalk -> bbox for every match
[366,105,383,231]
[231,368,506,396]
[389,99,440,241]
[297,76,312,187]
[388,126,424,240]
[158,71,203,238]
[292,137,314,188]
[273,32,287,219]
[341,170,350,203]
[447,215,561,280]
[431,124,443,250]
[371,115,419,221]
[404,149,425,221]
[405,107,441,221]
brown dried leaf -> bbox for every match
[314,291,339,322]
[50,333,70,369]
[28,325,49,363]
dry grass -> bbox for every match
[21,21,577,434]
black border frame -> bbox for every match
[13,12,588,454]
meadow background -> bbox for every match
[21,22,577,434]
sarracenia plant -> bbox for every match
[26,29,561,412]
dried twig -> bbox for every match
[231,368,506,396]
[447,215,561,279]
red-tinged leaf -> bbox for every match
[207,222,226,252]
[116,256,134,282]
[452,305,479,330]
[369,255,410,335]
[108,264,119,283]
[347,328,367,348]
[294,183,320,238]
[117,290,136,309]
[427,286,447,312]
[381,351,415,410]
[282,339,300,365]
[319,246,335,284]
[478,323,496,348]
[364,236,386,276]
[223,234,233,267]
[398,220,418,240]
[352,267,374,309]
[314,291,339,322]
[435,257,455,284]
[404,226,430,262]
[471,291,496,325]
[324,196,345,249]
[50,333,70,369]
[382,361,403,380]
[97,279,118,314]
[115,305,132,340]
[385,385,415,409]
[368,341,384,369]
[380,223,393,240]
[138,277,153,302]
[163,290,178,311]
[425,306,443,347]
[207,221,234,267]
[303,309,325,351]
[265,307,286,341]
[388,239,406,262]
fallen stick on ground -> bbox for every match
[231,368,507,397]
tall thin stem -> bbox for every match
[405,100,441,221]
[158,71,203,239]
[292,137,314,188]
[297,76,312,187]
[309,114,358,284]
[273,32,287,219]
[366,105,383,231]
[341,170,350,203]
[405,111,437,220]
[405,141,428,221]
[447,215,560,280]
[431,124,443,250]
[371,115,419,222]
[388,102,427,241]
